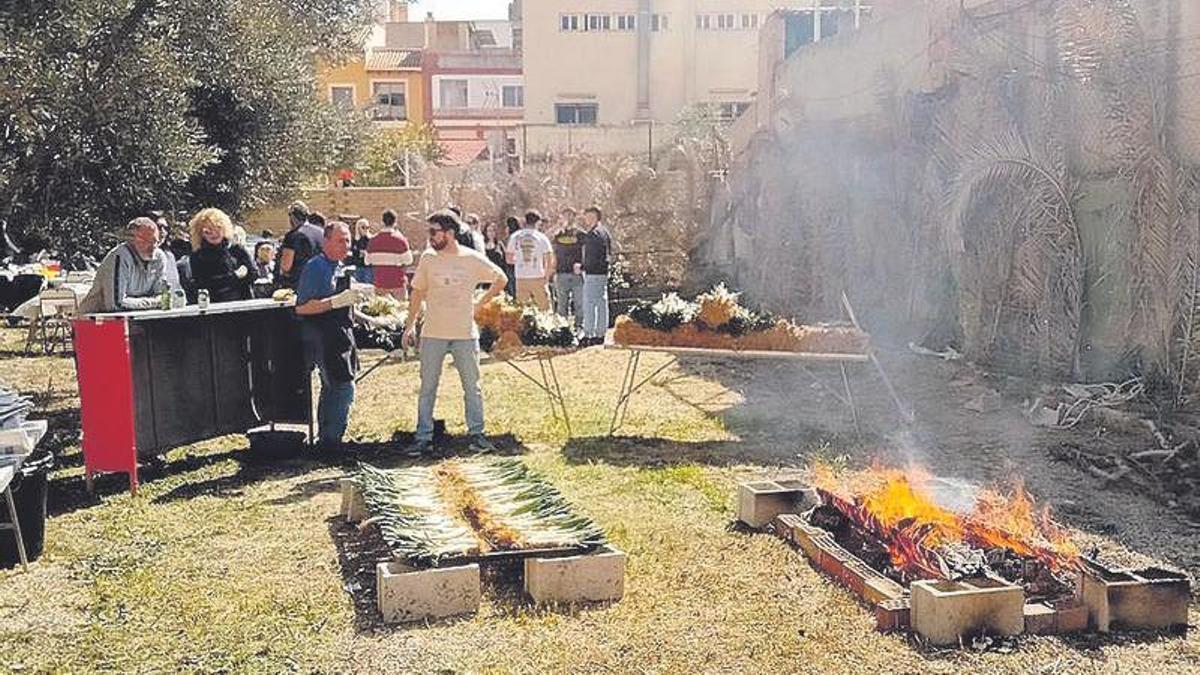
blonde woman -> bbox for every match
[187,207,255,302]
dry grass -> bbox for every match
[0,327,1198,673]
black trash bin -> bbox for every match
[0,450,55,568]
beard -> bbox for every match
[430,236,448,251]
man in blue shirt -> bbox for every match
[294,221,364,448]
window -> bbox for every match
[695,14,710,30]
[651,14,669,31]
[439,79,468,109]
[560,14,581,31]
[716,102,751,121]
[372,82,407,120]
[330,85,354,108]
[586,14,610,31]
[555,103,598,125]
[617,14,636,31]
[502,84,524,108]
[716,14,735,30]
[741,13,759,30]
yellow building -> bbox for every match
[318,48,427,128]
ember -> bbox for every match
[809,463,1079,598]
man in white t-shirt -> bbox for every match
[505,210,554,310]
[402,210,508,456]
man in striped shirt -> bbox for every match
[365,209,413,300]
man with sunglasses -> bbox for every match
[402,210,508,456]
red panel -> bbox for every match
[73,318,138,492]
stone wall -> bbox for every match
[704,0,1200,384]
[244,187,430,242]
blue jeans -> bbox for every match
[416,337,485,442]
[581,274,609,338]
[314,353,355,446]
[555,272,584,327]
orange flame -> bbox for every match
[810,462,1079,577]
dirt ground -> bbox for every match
[0,326,1198,673]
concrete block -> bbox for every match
[340,479,367,523]
[376,562,480,624]
[875,597,911,632]
[736,481,804,529]
[1024,602,1057,635]
[772,513,805,544]
[1081,566,1190,633]
[524,545,626,605]
[1053,599,1088,634]
[862,575,905,606]
[911,577,1025,646]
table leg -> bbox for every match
[609,350,639,435]
[544,356,572,437]
[503,358,571,436]
[869,352,913,423]
[609,352,678,436]
[4,488,28,571]
[840,362,861,435]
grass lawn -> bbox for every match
[1,326,1198,673]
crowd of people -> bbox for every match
[76,200,617,454]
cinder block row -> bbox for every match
[373,546,628,624]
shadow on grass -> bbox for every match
[46,448,247,516]
[561,433,867,469]
[151,433,532,506]
[903,626,1186,662]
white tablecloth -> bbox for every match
[12,283,91,321]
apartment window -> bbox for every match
[617,14,636,31]
[555,103,598,125]
[782,4,872,53]
[502,84,524,108]
[560,14,581,31]
[716,14,735,30]
[439,79,469,109]
[741,13,759,30]
[330,85,354,108]
[372,82,407,120]
[651,14,669,31]
[586,14,611,31]
[716,102,751,121]
[695,14,710,30]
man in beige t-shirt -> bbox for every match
[505,210,554,309]
[402,210,508,456]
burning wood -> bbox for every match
[809,463,1079,598]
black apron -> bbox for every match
[300,268,359,384]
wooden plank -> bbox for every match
[605,343,870,363]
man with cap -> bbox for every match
[402,210,508,456]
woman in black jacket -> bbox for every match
[187,208,254,303]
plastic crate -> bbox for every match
[0,420,48,458]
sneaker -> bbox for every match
[404,439,434,458]
[467,434,497,454]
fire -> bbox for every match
[968,481,1079,569]
[810,461,1079,579]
